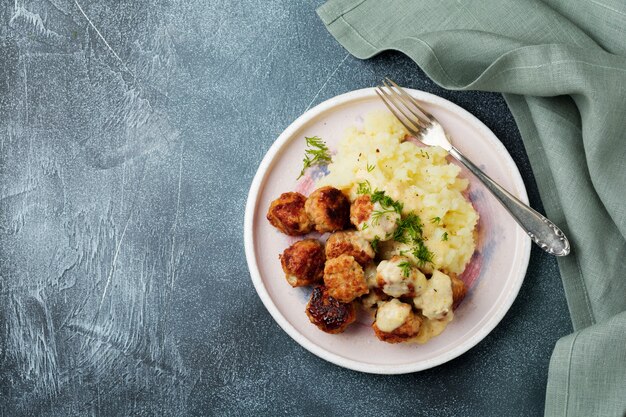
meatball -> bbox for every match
[376,256,428,298]
[350,195,400,241]
[323,254,369,303]
[304,186,350,233]
[306,286,356,334]
[350,194,373,226]
[267,192,313,236]
[279,239,325,287]
[325,231,374,266]
[373,299,422,343]
[449,273,467,309]
[413,270,453,320]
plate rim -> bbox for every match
[244,87,531,374]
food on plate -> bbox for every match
[318,112,478,275]
[306,286,356,334]
[412,270,453,320]
[267,192,313,236]
[360,263,389,309]
[372,299,423,344]
[350,193,401,241]
[268,111,479,343]
[323,254,369,303]
[279,239,325,287]
[304,186,351,233]
[375,255,428,298]
[325,231,374,266]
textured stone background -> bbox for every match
[0,1,572,416]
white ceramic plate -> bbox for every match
[244,88,531,374]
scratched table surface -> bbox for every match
[0,1,573,416]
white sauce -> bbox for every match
[413,270,453,320]
[361,291,383,309]
[414,312,454,344]
[359,201,400,241]
[375,299,411,332]
[364,263,378,288]
[376,258,427,298]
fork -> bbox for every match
[376,78,570,256]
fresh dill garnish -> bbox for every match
[366,163,376,172]
[392,213,434,266]
[370,189,386,202]
[371,236,380,253]
[356,181,372,195]
[430,216,441,224]
[371,193,403,214]
[398,261,412,278]
[420,149,430,159]
[356,182,403,214]
[393,213,423,242]
[442,232,449,241]
[411,240,434,266]
[371,207,398,225]
[361,223,369,230]
[297,136,331,179]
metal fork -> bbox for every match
[376,78,570,256]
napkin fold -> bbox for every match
[317,1,626,415]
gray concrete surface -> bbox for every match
[0,1,572,415]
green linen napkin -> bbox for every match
[316,0,626,415]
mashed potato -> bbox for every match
[318,111,478,275]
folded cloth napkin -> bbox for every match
[317,0,626,415]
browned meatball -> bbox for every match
[267,192,313,236]
[279,239,325,287]
[304,186,350,233]
[323,254,369,303]
[372,299,423,344]
[350,194,373,226]
[325,231,374,266]
[306,286,356,334]
[449,273,467,309]
[373,313,423,344]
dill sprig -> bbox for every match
[430,216,441,224]
[356,182,403,215]
[366,163,376,172]
[297,136,331,179]
[411,240,434,266]
[371,207,398,226]
[356,180,372,195]
[397,261,412,278]
[393,213,434,266]
[393,213,423,243]
[371,191,403,214]
[442,232,449,241]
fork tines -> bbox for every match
[375,78,434,135]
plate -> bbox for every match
[244,88,531,374]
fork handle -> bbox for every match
[449,146,570,256]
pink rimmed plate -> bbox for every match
[244,88,531,374]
